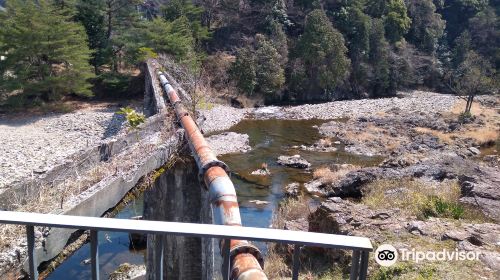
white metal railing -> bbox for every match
[0,211,372,280]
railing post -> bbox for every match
[292,244,301,280]
[90,230,99,280]
[359,251,369,280]
[350,250,361,280]
[221,239,231,280]
[155,234,164,280]
[26,225,38,280]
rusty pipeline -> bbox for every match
[158,72,268,280]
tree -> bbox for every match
[384,0,411,43]
[468,6,500,67]
[254,35,285,99]
[369,19,392,97]
[451,31,472,68]
[76,0,110,73]
[162,0,211,49]
[268,20,288,67]
[406,0,445,53]
[449,51,496,114]
[439,0,488,43]
[0,0,94,102]
[231,47,256,95]
[333,1,371,95]
[140,17,196,64]
[297,9,350,98]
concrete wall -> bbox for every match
[13,59,179,274]
[0,61,169,211]
[144,157,214,280]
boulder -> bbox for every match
[303,180,328,197]
[277,155,311,169]
[284,182,300,198]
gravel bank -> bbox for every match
[206,132,251,155]
[199,105,251,133]
[198,91,459,133]
[0,104,129,189]
[256,91,458,120]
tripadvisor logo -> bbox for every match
[375,244,398,267]
[374,244,481,267]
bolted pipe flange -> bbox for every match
[199,160,230,188]
[229,243,265,270]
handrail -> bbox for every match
[0,211,372,280]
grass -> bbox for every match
[413,127,454,144]
[370,260,494,280]
[444,100,500,147]
[313,165,359,184]
[362,178,482,221]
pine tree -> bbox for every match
[297,9,350,98]
[0,0,95,102]
[334,1,371,95]
[76,0,110,74]
[254,35,285,99]
[369,18,392,97]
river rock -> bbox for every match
[251,169,271,176]
[303,180,328,197]
[468,147,481,155]
[284,182,300,197]
[277,155,311,169]
[109,263,146,280]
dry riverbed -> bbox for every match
[260,95,500,279]
[200,92,499,279]
[0,102,144,190]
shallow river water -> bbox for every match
[47,118,382,279]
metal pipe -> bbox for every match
[158,72,268,280]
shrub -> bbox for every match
[117,107,145,129]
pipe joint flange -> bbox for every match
[199,160,230,187]
[230,243,265,269]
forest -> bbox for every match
[0,0,498,107]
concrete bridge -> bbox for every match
[0,59,372,280]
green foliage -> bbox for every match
[0,0,95,102]
[297,9,350,96]
[468,6,500,67]
[406,0,445,53]
[422,197,465,220]
[451,51,496,97]
[95,72,132,96]
[117,107,145,129]
[333,1,371,95]
[440,0,489,43]
[458,111,474,123]
[384,0,412,43]
[268,20,289,67]
[254,35,285,99]
[141,17,196,65]
[230,34,285,100]
[451,31,472,67]
[369,19,392,97]
[231,47,257,95]
[372,262,437,280]
[75,0,109,73]
[162,0,211,47]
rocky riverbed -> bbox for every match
[265,94,500,279]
